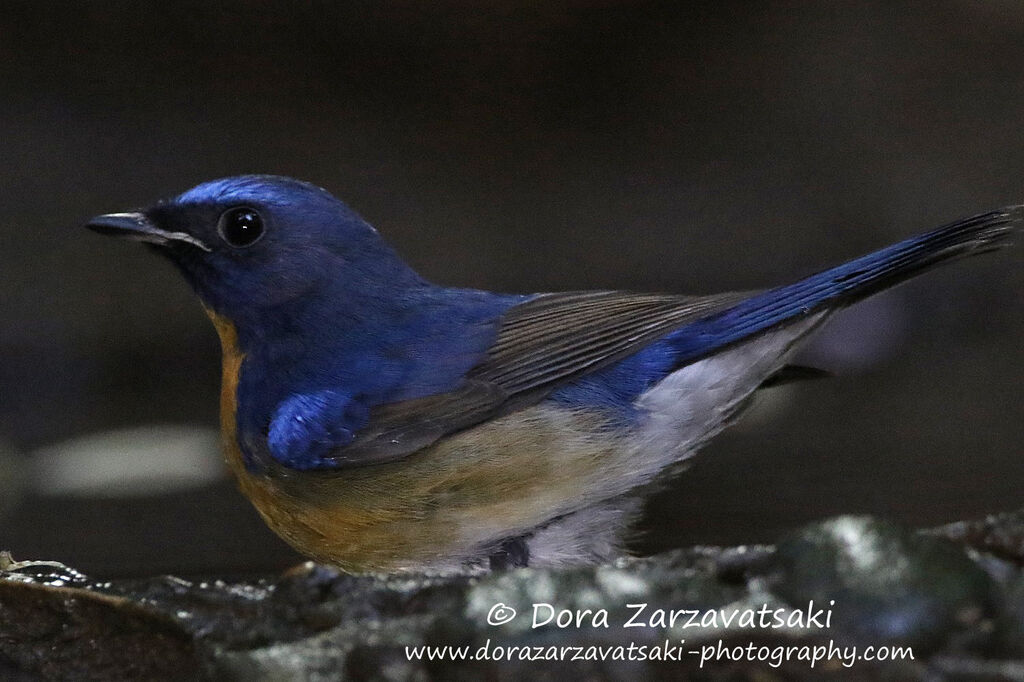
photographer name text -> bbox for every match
[487,600,835,630]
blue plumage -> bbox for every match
[235,285,524,470]
[663,209,1012,364]
[86,175,1019,571]
[550,209,1016,419]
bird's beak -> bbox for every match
[85,212,211,252]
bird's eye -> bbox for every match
[218,207,265,247]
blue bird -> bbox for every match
[86,176,1019,572]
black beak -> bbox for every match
[85,212,211,252]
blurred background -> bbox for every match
[0,1,1020,577]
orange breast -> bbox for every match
[204,308,248,480]
[202,308,413,570]
[201,307,623,573]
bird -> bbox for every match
[86,176,1019,573]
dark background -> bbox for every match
[0,1,1020,577]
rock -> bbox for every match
[4,512,1024,680]
[770,516,995,653]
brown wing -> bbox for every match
[330,290,753,466]
[470,290,752,392]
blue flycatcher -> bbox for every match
[87,176,1019,572]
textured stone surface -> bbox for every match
[4,512,1024,680]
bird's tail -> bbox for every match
[670,206,1021,362]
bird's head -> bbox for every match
[86,175,424,326]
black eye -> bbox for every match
[218,207,264,247]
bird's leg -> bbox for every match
[488,536,530,570]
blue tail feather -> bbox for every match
[666,206,1021,363]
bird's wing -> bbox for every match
[468,290,751,392]
[326,205,1023,467]
[329,290,751,466]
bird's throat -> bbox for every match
[203,306,249,482]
